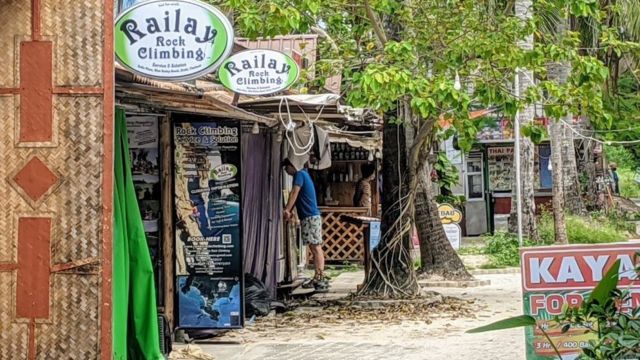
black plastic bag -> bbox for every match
[244,273,271,318]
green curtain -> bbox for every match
[113,108,163,360]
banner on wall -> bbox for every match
[127,116,159,149]
[173,120,243,329]
[520,242,640,359]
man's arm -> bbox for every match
[362,182,372,209]
[286,186,301,212]
[284,186,301,220]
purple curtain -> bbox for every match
[242,133,282,296]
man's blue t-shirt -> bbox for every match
[293,169,320,220]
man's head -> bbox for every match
[281,158,297,176]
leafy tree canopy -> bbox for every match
[213,0,622,150]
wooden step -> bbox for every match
[277,278,305,289]
[290,287,316,297]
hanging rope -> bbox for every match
[277,97,327,156]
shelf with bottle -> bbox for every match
[326,161,362,183]
[330,143,372,161]
[328,172,359,183]
[332,160,370,164]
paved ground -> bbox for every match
[175,271,525,360]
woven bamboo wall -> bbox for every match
[0,1,113,359]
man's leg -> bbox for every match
[309,244,325,278]
[305,215,328,290]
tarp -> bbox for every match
[113,108,163,360]
[241,133,283,296]
[241,93,341,106]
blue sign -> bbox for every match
[173,119,243,329]
[369,221,381,252]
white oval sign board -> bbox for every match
[115,0,234,81]
[218,49,300,95]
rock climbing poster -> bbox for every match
[173,119,243,329]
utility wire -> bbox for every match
[561,119,640,145]
[580,125,640,133]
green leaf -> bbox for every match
[588,259,621,305]
[619,315,628,329]
[582,347,596,357]
[466,315,537,333]
[619,335,638,348]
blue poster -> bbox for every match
[174,119,243,329]
[369,221,381,252]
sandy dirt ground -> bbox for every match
[175,272,526,360]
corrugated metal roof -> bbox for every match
[115,65,276,125]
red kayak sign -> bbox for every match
[521,242,640,359]
[218,49,300,95]
[521,243,639,291]
[115,0,234,81]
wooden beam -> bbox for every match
[161,113,175,329]
[116,92,277,126]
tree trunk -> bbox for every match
[509,130,539,240]
[548,15,571,244]
[509,0,539,241]
[576,129,599,210]
[416,160,472,280]
[550,118,569,244]
[561,123,585,214]
[358,1,419,297]
[358,113,419,296]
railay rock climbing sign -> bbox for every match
[219,49,300,95]
[520,243,640,359]
[115,0,234,81]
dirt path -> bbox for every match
[182,272,525,359]
[417,273,524,359]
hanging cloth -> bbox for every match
[308,125,332,170]
[113,108,163,360]
[286,124,332,171]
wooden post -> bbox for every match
[372,160,380,217]
[161,113,175,329]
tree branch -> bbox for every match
[311,26,340,53]
[363,0,388,47]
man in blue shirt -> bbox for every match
[282,158,328,291]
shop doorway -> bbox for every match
[464,152,488,235]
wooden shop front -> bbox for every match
[311,142,381,264]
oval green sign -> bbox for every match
[115,0,234,82]
[219,49,300,95]
[210,163,237,181]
